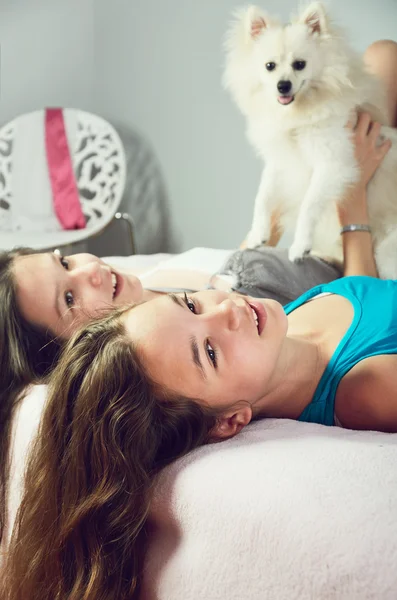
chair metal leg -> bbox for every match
[114,212,137,255]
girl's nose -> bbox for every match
[72,261,109,288]
[212,298,240,330]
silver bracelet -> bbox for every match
[340,224,372,234]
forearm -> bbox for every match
[338,186,378,278]
[342,230,378,278]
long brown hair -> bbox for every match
[2,307,220,600]
[0,248,62,543]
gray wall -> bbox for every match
[94,0,397,252]
[0,0,94,122]
[1,1,397,253]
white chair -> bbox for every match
[0,108,135,253]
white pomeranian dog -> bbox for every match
[224,2,397,277]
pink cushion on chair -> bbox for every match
[45,108,86,230]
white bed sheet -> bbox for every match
[102,247,233,278]
[142,419,397,600]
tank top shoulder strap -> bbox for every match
[284,282,328,316]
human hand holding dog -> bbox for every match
[337,112,391,278]
[337,112,392,226]
[349,111,392,188]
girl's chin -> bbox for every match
[124,276,144,304]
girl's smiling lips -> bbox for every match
[247,300,267,335]
[112,271,124,300]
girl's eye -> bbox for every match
[206,340,217,368]
[184,293,197,314]
[65,291,74,308]
[60,256,69,270]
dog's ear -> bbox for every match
[298,2,329,35]
[245,5,275,40]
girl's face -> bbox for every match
[13,251,144,337]
[124,289,288,411]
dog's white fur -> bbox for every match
[224,2,397,277]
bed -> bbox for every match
[4,248,397,599]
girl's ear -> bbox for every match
[209,404,252,441]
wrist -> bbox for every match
[338,188,369,226]
[340,223,372,234]
[339,212,370,227]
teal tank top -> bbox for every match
[284,276,397,426]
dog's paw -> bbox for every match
[245,229,268,249]
[288,243,312,263]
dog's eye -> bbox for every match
[293,60,306,71]
[265,62,276,71]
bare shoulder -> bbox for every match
[335,355,397,433]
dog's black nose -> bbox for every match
[277,80,292,94]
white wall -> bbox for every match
[94,0,397,252]
[0,0,94,124]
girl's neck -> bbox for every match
[142,289,164,302]
[252,335,326,420]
